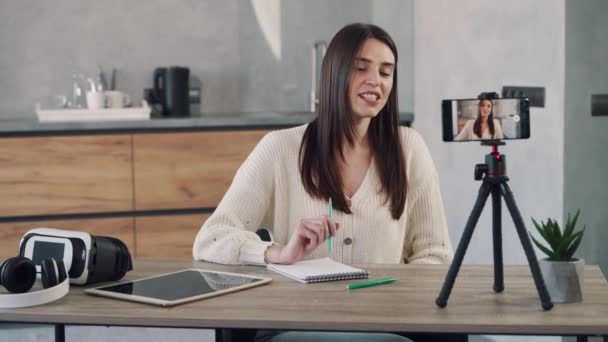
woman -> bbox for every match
[193,22,455,342]
[455,98,504,140]
[193,23,451,268]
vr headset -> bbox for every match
[0,228,133,308]
[18,228,133,285]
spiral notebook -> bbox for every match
[267,257,369,283]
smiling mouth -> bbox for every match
[358,91,381,102]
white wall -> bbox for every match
[414,1,565,341]
[414,0,565,265]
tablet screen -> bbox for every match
[93,269,267,302]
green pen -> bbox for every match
[347,278,398,290]
[327,198,333,253]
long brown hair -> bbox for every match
[299,23,407,219]
[473,99,496,138]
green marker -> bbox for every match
[347,278,398,290]
[327,198,333,253]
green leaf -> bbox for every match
[530,233,557,259]
[543,219,558,252]
[567,231,583,256]
[544,219,559,251]
[565,227,585,260]
[556,232,578,260]
[550,219,564,249]
[532,218,552,246]
[529,210,585,261]
[563,209,580,239]
[554,235,569,259]
[562,212,573,239]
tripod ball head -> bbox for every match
[473,145,507,182]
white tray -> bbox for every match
[36,101,151,122]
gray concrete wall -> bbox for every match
[564,0,608,275]
[0,0,241,118]
[371,0,415,118]
[0,0,414,119]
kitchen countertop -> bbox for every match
[0,112,414,137]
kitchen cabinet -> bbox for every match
[133,130,269,210]
[0,135,132,217]
[0,218,134,260]
[0,116,412,260]
[0,129,269,260]
[135,214,209,260]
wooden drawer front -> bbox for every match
[133,130,268,210]
[135,214,209,260]
[0,218,135,260]
[0,135,133,216]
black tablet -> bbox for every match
[84,269,272,307]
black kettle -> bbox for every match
[153,66,190,117]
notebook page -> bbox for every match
[267,257,367,283]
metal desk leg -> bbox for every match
[55,324,65,342]
[215,328,229,342]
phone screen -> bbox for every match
[442,98,530,142]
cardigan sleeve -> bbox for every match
[192,132,278,265]
[402,129,453,264]
[494,119,504,139]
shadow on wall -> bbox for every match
[240,0,373,113]
[238,1,282,112]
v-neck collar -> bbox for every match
[345,156,375,208]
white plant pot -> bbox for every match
[538,258,584,303]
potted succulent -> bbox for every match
[530,209,586,303]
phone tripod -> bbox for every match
[435,142,553,311]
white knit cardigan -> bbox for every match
[193,124,453,266]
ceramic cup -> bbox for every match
[104,91,131,108]
[86,91,106,110]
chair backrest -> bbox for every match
[255,228,272,242]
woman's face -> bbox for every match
[479,100,493,118]
[348,38,395,120]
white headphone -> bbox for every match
[0,257,69,309]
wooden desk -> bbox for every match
[1,260,608,339]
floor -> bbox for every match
[0,324,215,342]
[0,324,586,342]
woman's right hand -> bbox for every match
[264,216,339,264]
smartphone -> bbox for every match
[442,97,530,142]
